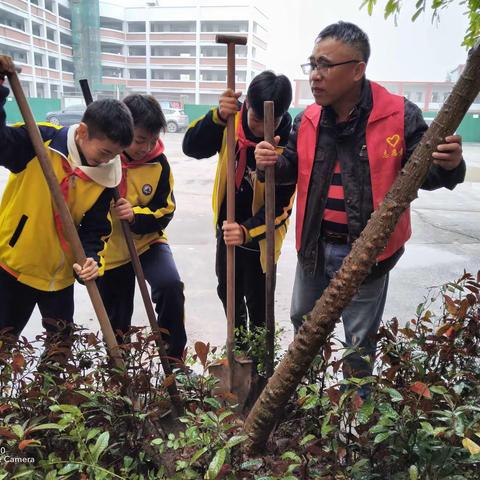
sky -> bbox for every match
[114,0,471,83]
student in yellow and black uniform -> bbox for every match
[98,94,186,361]
[182,71,295,346]
[0,55,134,338]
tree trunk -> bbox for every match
[243,42,480,454]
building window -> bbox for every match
[128,21,146,33]
[151,45,196,57]
[36,83,46,98]
[200,45,226,57]
[58,4,71,21]
[150,21,195,32]
[128,45,146,56]
[46,27,55,41]
[129,69,146,79]
[60,33,72,47]
[100,16,123,31]
[415,92,423,103]
[48,56,57,69]
[31,21,42,37]
[61,59,74,73]
[431,92,439,103]
[50,84,59,98]
[34,53,44,67]
[200,70,227,82]
[30,0,39,5]
[201,21,248,32]
[151,69,195,80]
[44,0,54,12]
[0,44,28,63]
[0,10,25,31]
[102,66,123,78]
[101,42,123,54]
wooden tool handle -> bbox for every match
[264,101,275,379]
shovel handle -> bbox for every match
[264,101,276,379]
[6,70,123,369]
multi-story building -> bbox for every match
[0,0,268,104]
[293,71,480,113]
[0,0,75,98]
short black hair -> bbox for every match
[122,94,167,134]
[82,99,133,147]
[316,21,370,63]
[247,71,292,119]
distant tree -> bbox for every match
[361,0,479,47]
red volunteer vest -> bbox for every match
[296,81,411,261]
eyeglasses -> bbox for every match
[300,59,360,75]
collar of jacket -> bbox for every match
[48,124,121,188]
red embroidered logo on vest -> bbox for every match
[383,134,404,158]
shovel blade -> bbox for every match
[209,357,254,410]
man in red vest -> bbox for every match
[255,22,465,392]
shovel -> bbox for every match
[207,34,253,409]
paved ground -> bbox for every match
[1,136,479,351]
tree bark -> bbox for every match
[243,42,480,454]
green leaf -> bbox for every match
[374,431,393,444]
[420,422,435,435]
[301,395,320,410]
[29,423,64,432]
[409,465,419,480]
[225,435,247,449]
[384,387,403,402]
[50,404,81,416]
[300,434,316,446]
[358,399,375,424]
[204,398,221,410]
[281,451,302,463]
[378,403,399,419]
[86,428,102,442]
[205,448,227,479]
[191,446,208,463]
[58,463,80,475]
[430,385,448,395]
[90,431,109,463]
[11,424,24,439]
[240,458,264,471]
[150,438,164,446]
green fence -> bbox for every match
[423,111,479,143]
[4,97,61,124]
[4,98,479,143]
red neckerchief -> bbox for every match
[235,106,258,190]
[118,139,164,198]
[55,158,93,253]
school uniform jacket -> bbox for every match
[0,82,120,291]
[103,141,176,270]
[182,106,296,272]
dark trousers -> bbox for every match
[215,231,270,345]
[98,243,187,360]
[0,266,74,337]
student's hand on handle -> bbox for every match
[0,55,15,77]
[73,258,99,282]
[113,197,134,223]
[222,221,246,246]
[254,136,280,171]
[218,89,242,123]
[432,135,463,171]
